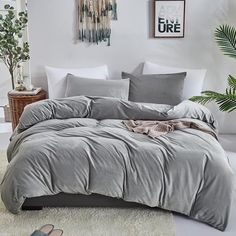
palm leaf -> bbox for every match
[190,95,214,105]
[190,91,225,106]
[190,90,236,113]
[215,25,236,59]
[228,75,236,90]
[193,25,236,113]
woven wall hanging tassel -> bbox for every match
[112,0,117,20]
[78,0,118,46]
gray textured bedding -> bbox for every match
[0,96,234,231]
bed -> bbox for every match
[1,96,234,231]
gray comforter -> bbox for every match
[1,96,234,231]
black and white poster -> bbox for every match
[154,0,185,38]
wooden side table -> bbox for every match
[8,90,47,130]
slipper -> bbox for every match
[49,229,63,236]
[31,224,54,236]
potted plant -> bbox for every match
[190,25,236,112]
[0,4,30,90]
[0,4,30,122]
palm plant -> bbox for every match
[190,25,236,112]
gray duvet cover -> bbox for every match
[1,96,234,231]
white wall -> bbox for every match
[28,0,236,133]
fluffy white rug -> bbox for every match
[0,150,175,236]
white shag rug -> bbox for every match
[0,150,175,236]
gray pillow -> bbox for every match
[65,74,130,100]
[122,72,186,105]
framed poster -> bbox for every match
[154,0,185,38]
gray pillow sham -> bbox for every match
[65,74,130,100]
[122,72,187,105]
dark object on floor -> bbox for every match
[31,224,54,236]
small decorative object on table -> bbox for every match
[8,89,47,130]
[15,64,27,91]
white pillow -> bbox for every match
[45,65,109,99]
[143,61,207,100]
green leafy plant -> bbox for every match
[190,25,236,113]
[0,4,30,89]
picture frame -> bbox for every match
[154,0,186,38]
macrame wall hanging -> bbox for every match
[78,0,118,46]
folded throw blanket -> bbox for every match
[123,119,218,139]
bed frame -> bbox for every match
[22,193,144,211]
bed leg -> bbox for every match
[22,206,43,211]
